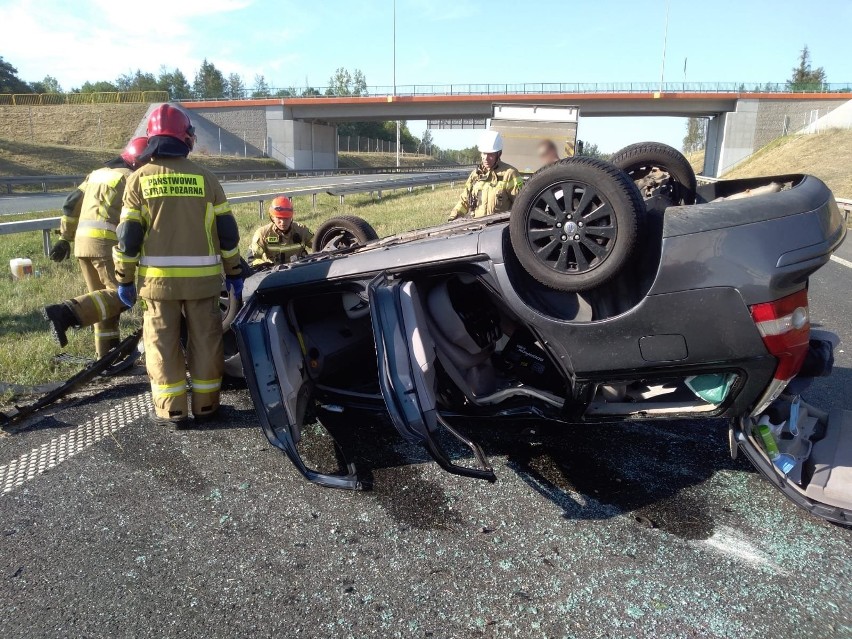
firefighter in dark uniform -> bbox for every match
[247,196,314,269]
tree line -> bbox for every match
[0,57,447,157]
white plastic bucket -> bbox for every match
[9,258,33,279]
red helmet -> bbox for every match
[147,104,195,147]
[268,196,294,219]
[121,136,149,168]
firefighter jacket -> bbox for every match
[113,157,242,300]
[448,161,523,221]
[61,165,132,258]
[248,221,314,267]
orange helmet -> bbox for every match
[121,136,149,168]
[269,196,294,220]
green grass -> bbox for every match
[0,184,458,397]
[723,129,852,199]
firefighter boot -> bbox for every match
[43,303,80,348]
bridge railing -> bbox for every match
[4,84,851,107]
[175,82,852,103]
[0,165,473,194]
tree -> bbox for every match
[226,73,245,99]
[326,67,353,96]
[157,67,192,99]
[682,117,706,154]
[252,74,270,98]
[456,145,481,164]
[79,80,119,93]
[420,128,434,155]
[352,69,367,96]
[193,59,226,99]
[30,75,62,94]
[575,141,610,161]
[787,45,827,92]
[0,56,32,93]
[116,69,159,92]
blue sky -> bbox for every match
[3,0,851,151]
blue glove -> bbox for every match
[117,284,137,308]
[226,276,244,300]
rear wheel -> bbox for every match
[312,215,378,252]
[610,141,697,205]
[509,157,646,292]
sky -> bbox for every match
[2,0,851,152]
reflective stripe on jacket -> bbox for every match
[448,161,523,220]
[61,166,130,258]
[114,157,241,300]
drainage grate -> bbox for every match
[0,392,151,495]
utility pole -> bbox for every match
[659,0,670,93]
[394,0,400,167]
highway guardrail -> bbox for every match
[0,164,473,194]
[0,172,467,255]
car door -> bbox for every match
[235,301,361,489]
[733,396,852,526]
[368,275,496,482]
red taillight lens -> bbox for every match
[750,289,810,381]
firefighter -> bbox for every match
[247,196,314,270]
[114,104,243,425]
[448,130,523,222]
[43,136,149,357]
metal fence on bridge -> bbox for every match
[0,91,169,106]
[4,83,851,108]
[178,82,852,103]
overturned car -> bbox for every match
[232,142,851,526]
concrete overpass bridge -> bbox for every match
[159,85,850,175]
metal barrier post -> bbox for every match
[42,229,51,256]
[259,200,264,220]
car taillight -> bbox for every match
[749,289,810,415]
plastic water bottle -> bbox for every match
[756,419,796,475]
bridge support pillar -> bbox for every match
[265,107,337,170]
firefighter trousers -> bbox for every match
[68,257,124,358]
[142,297,223,420]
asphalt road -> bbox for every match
[1,253,851,638]
[0,172,464,216]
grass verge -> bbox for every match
[0,184,458,396]
[723,129,852,199]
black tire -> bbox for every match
[610,141,697,205]
[509,157,646,292]
[312,215,378,252]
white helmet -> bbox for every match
[477,129,503,153]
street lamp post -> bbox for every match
[659,0,670,93]
[394,0,400,167]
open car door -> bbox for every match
[368,275,496,482]
[235,304,361,490]
[734,395,852,526]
